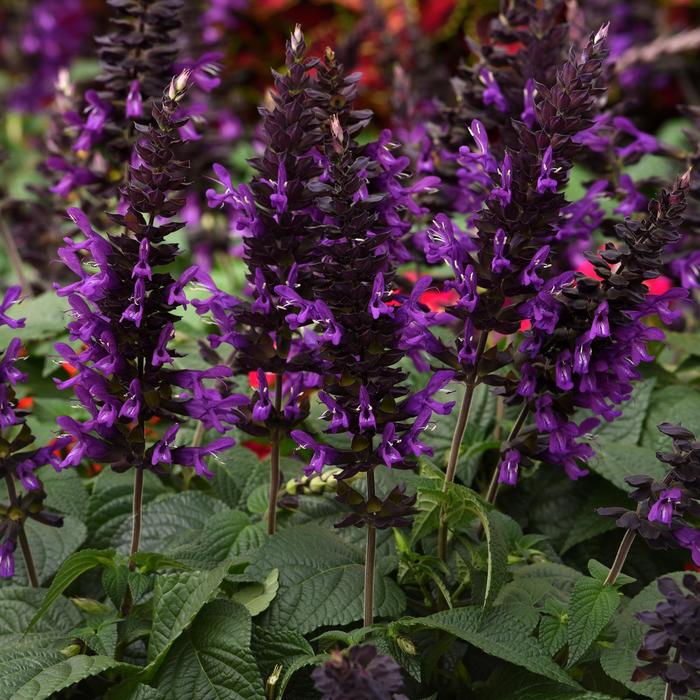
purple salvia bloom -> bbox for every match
[479,68,507,113]
[126,80,143,118]
[536,146,558,194]
[648,488,683,525]
[491,229,511,274]
[0,541,14,579]
[491,152,512,207]
[521,78,537,129]
[358,386,376,432]
[498,449,520,486]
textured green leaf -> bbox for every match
[2,654,125,700]
[601,572,700,700]
[7,516,87,587]
[170,509,252,567]
[248,524,405,634]
[251,625,313,680]
[153,600,265,700]
[539,613,568,658]
[406,606,580,688]
[0,587,82,649]
[209,448,268,510]
[232,569,279,616]
[148,561,231,664]
[36,466,89,520]
[566,577,620,667]
[27,549,115,630]
[642,385,700,451]
[592,378,655,445]
[589,441,665,491]
[479,664,622,700]
[111,491,228,555]
[86,470,168,549]
[0,292,68,346]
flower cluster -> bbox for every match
[599,423,700,566]
[281,110,450,527]
[311,645,408,700]
[199,27,322,441]
[0,288,68,579]
[510,177,688,485]
[634,574,700,696]
[44,0,185,207]
[54,74,240,480]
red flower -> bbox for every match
[243,440,272,460]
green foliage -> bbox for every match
[248,524,405,634]
[152,600,265,700]
[566,576,621,667]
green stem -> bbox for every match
[266,374,283,536]
[437,332,488,561]
[364,469,377,627]
[484,405,529,505]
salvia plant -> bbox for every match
[1,2,700,699]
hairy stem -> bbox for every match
[266,374,283,536]
[484,405,530,505]
[603,528,637,586]
[364,469,377,627]
[437,332,488,561]
[4,473,38,587]
[664,683,673,700]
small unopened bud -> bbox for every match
[71,597,111,614]
[168,69,191,100]
[680,167,693,189]
[60,644,82,658]
[396,636,417,655]
[330,114,344,146]
[325,46,335,63]
[309,476,324,493]
[290,24,303,53]
[594,22,609,45]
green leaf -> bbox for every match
[413,482,509,608]
[1,654,125,700]
[0,587,82,649]
[112,492,229,554]
[36,466,89,520]
[251,625,313,680]
[169,510,252,567]
[601,572,700,699]
[566,577,620,667]
[153,600,265,700]
[642,385,700,452]
[0,292,68,346]
[405,606,580,688]
[148,561,231,664]
[7,516,87,586]
[560,484,620,555]
[27,549,115,631]
[587,559,635,587]
[592,378,655,445]
[86,471,168,549]
[209,448,268,510]
[588,441,665,491]
[539,611,568,657]
[232,569,279,616]
[247,524,405,634]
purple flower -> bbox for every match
[521,78,537,129]
[480,69,507,113]
[536,146,558,194]
[498,449,520,486]
[126,80,143,118]
[648,488,683,525]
